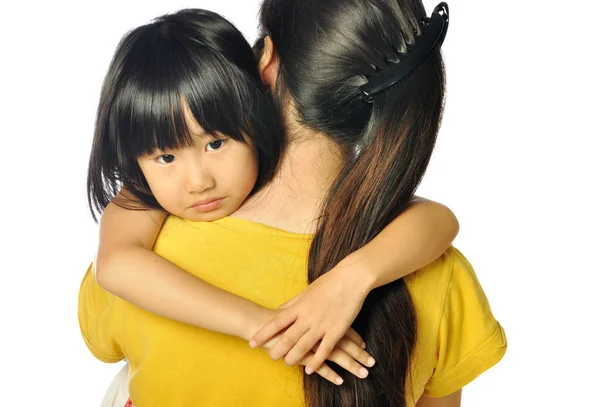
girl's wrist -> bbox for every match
[241,303,273,342]
[335,252,378,296]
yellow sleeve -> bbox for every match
[78,264,124,363]
[423,248,507,398]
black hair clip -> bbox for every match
[359,2,449,103]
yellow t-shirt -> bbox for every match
[79,216,506,406]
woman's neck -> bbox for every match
[234,128,344,234]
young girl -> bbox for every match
[82,6,460,394]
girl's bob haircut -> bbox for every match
[87,8,284,220]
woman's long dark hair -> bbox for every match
[87,9,284,221]
[257,0,446,405]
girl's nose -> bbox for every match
[184,162,215,193]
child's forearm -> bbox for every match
[95,198,270,341]
[339,196,459,291]
[96,246,270,340]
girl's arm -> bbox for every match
[250,196,459,372]
[337,195,460,290]
[95,197,269,340]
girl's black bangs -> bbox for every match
[110,31,253,158]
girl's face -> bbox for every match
[137,107,258,222]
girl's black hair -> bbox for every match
[87,8,284,221]
[257,0,446,406]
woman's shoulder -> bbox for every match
[405,246,480,299]
[404,245,499,347]
[405,246,507,398]
[403,246,458,327]
[404,246,460,305]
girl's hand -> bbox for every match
[264,328,373,385]
[250,262,376,376]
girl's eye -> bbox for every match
[157,154,175,164]
[206,139,226,152]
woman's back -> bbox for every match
[79,215,506,407]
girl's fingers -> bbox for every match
[305,334,338,375]
[335,336,375,369]
[299,353,344,386]
[283,331,322,366]
[267,322,309,361]
[250,311,295,348]
[325,348,370,379]
[344,328,366,349]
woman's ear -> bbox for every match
[257,36,279,92]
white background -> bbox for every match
[1,0,598,405]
